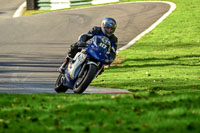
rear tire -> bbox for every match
[73,64,98,94]
[55,73,68,93]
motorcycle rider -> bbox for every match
[58,17,118,73]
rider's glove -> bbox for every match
[77,41,88,47]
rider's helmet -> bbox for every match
[101,17,117,37]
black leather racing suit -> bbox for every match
[68,26,118,63]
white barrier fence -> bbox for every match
[37,0,119,10]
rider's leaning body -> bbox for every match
[58,17,118,73]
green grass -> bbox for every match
[92,0,200,92]
[0,92,200,132]
[1,0,200,132]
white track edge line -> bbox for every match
[117,1,176,52]
[13,2,26,18]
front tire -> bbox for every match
[55,73,68,93]
[73,64,98,94]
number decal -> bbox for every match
[99,43,107,49]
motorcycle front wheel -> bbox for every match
[55,73,68,93]
[73,64,98,94]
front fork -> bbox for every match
[96,65,104,77]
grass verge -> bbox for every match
[92,0,200,92]
[0,92,200,132]
[1,0,200,132]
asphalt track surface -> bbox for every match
[0,1,170,94]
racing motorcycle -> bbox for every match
[55,35,113,94]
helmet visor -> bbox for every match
[104,23,116,35]
[105,27,114,34]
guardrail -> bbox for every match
[37,0,70,10]
[27,0,119,10]
[70,0,92,6]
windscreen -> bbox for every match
[92,36,111,53]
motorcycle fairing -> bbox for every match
[86,36,111,65]
[63,53,87,89]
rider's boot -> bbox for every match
[57,56,70,73]
[57,44,79,73]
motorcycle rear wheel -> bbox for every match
[55,73,68,93]
[73,64,98,94]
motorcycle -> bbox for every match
[55,35,113,94]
